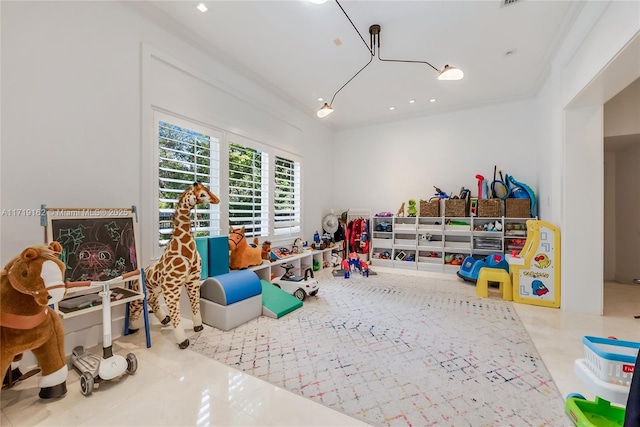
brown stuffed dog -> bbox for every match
[228,226,263,270]
[0,242,69,399]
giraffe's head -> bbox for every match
[181,182,220,208]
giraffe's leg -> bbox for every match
[128,277,143,330]
[148,287,171,326]
[161,281,188,349]
[129,277,169,331]
[185,272,203,332]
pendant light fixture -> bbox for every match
[316,0,464,118]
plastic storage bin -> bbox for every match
[583,336,639,387]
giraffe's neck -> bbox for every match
[172,198,194,239]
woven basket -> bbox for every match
[419,199,440,217]
[477,199,502,217]
[505,198,531,218]
[444,199,468,217]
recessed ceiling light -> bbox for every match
[430,98,436,103]
[317,97,324,102]
[409,99,416,104]
[389,107,395,110]
[196,3,208,12]
[308,0,329,4]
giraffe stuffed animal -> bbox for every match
[129,182,220,349]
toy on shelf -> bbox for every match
[376,221,392,232]
[270,247,292,260]
[66,270,140,396]
[0,242,69,399]
[475,174,488,199]
[474,221,503,232]
[129,182,220,349]
[565,335,639,426]
[372,251,391,260]
[451,253,465,266]
[292,238,304,254]
[261,241,271,260]
[229,226,264,270]
[505,174,537,218]
[433,186,450,200]
[396,202,405,217]
[271,263,319,301]
[407,199,417,217]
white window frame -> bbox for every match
[227,135,303,243]
[153,111,222,259]
[228,139,270,238]
[273,155,301,237]
[151,113,303,258]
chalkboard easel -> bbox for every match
[42,205,151,348]
[43,208,139,282]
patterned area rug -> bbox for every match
[190,271,567,426]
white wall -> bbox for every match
[603,151,616,281]
[535,76,554,221]
[1,1,333,264]
[615,143,640,283]
[604,77,640,137]
[332,99,539,214]
[0,1,333,351]
[546,1,640,313]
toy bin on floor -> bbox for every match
[565,336,640,427]
[200,270,262,331]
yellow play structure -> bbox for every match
[507,219,561,308]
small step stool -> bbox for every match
[476,267,512,301]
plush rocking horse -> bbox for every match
[0,242,69,399]
[228,226,263,270]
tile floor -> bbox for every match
[1,272,638,427]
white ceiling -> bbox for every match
[136,0,584,130]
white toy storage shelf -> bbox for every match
[370,215,532,274]
[247,244,340,282]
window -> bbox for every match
[228,141,302,241]
[155,113,302,250]
[157,118,221,247]
[274,156,301,236]
[228,142,269,238]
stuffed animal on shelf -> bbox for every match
[396,202,405,217]
[0,242,69,399]
[261,241,272,261]
[228,226,263,270]
[407,199,417,217]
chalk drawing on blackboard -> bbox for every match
[46,213,139,282]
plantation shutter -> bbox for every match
[228,142,269,238]
[158,120,221,246]
[273,156,301,237]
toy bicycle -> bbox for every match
[65,270,140,396]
